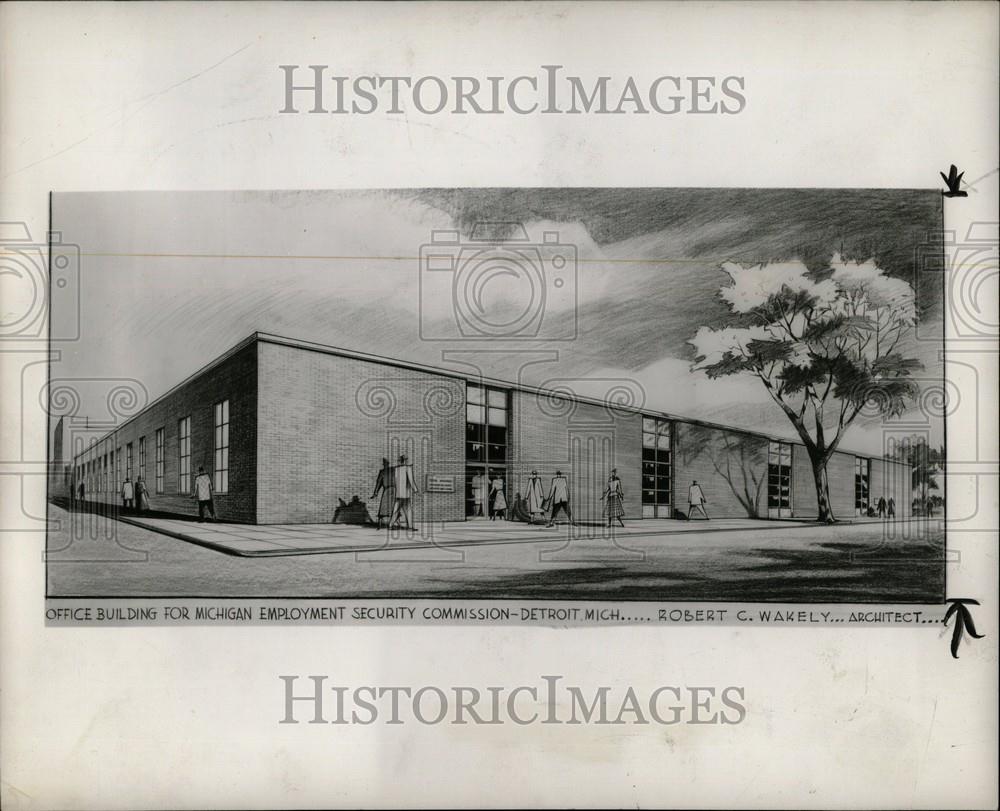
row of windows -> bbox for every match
[75,400,230,496]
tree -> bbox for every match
[889,435,944,516]
[690,255,920,523]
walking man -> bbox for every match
[389,453,419,530]
[545,470,574,527]
[193,466,216,522]
[371,457,394,530]
[687,480,709,520]
[887,497,896,518]
[120,476,134,511]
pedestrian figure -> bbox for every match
[887,497,896,518]
[78,480,85,505]
[687,480,709,520]
[193,466,216,521]
[389,453,419,530]
[490,473,508,520]
[525,470,545,523]
[135,476,150,512]
[471,470,486,517]
[545,470,574,527]
[602,468,625,528]
[121,476,134,511]
[371,457,395,529]
[877,496,887,518]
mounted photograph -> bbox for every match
[45,188,947,602]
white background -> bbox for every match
[1,2,997,808]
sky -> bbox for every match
[50,188,945,457]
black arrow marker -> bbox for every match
[943,598,984,658]
[940,165,968,197]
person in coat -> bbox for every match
[134,476,150,512]
[545,470,574,527]
[371,457,395,530]
[887,497,896,518]
[490,473,508,520]
[525,470,545,523]
[687,480,708,520]
[388,453,419,530]
[120,476,134,510]
[602,468,625,528]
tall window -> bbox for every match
[138,436,146,483]
[641,417,672,518]
[214,399,230,493]
[855,457,871,515]
[155,428,164,493]
[126,442,133,480]
[103,453,108,493]
[116,446,122,488]
[768,441,793,517]
[177,417,191,493]
[465,384,508,517]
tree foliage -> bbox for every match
[690,255,921,466]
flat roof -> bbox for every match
[72,330,910,465]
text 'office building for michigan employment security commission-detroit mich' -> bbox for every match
[65,332,912,525]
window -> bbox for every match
[641,417,673,518]
[177,417,191,493]
[855,457,871,515]
[768,441,793,517]
[126,442,133,481]
[465,385,508,465]
[116,446,122,489]
[155,428,164,493]
[465,384,509,517]
[214,400,229,493]
[138,436,146,483]
[102,453,108,493]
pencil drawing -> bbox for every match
[44,188,946,602]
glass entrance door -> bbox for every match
[465,384,509,518]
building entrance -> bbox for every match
[465,383,509,518]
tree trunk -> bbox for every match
[811,455,836,523]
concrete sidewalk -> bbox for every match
[113,513,839,557]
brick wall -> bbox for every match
[72,342,258,522]
[673,422,769,519]
[509,391,643,521]
[256,341,465,524]
[828,451,861,519]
